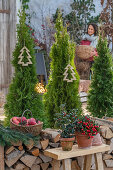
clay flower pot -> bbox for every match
[60,137,75,151]
[75,132,93,149]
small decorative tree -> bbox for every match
[87,35,113,118]
[43,11,81,127]
[4,10,45,126]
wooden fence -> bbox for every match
[0,0,16,101]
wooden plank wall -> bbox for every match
[0,0,16,98]
[9,0,16,80]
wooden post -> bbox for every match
[3,0,10,96]
[0,0,10,95]
[0,145,4,170]
[83,154,92,170]
[62,159,71,170]
[0,0,4,91]
[9,0,16,82]
[94,153,104,170]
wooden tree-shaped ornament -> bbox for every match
[63,64,76,82]
[18,46,32,66]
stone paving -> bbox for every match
[82,103,90,115]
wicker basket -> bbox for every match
[10,109,43,136]
[76,45,95,60]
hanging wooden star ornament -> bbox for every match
[18,46,32,66]
[63,64,76,82]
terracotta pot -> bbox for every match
[92,133,102,146]
[75,132,93,149]
[60,137,75,151]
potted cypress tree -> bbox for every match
[44,10,81,127]
[54,104,77,151]
[4,10,46,127]
[87,35,113,118]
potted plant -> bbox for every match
[54,104,77,151]
[74,115,100,148]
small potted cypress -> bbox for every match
[54,104,77,151]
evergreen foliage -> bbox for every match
[43,12,81,127]
[0,125,39,146]
[4,10,45,126]
[20,0,30,10]
[87,36,113,118]
[52,8,64,24]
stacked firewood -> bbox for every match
[4,129,64,170]
[4,128,80,170]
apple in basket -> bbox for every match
[28,118,37,125]
[17,117,27,123]
[18,117,27,125]
[12,117,20,125]
[12,116,27,125]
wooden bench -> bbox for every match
[44,144,110,170]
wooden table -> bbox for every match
[44,144,110,170]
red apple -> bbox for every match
[28,118,37,125]
[21,117,27,122]
[17,117,21,123]
[30,118,36,122]
[12,117,19,124]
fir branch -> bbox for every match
[0,125,40,146]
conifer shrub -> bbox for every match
[87,36,113,118]
[4,10,46,126]
[43,12,81,127]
